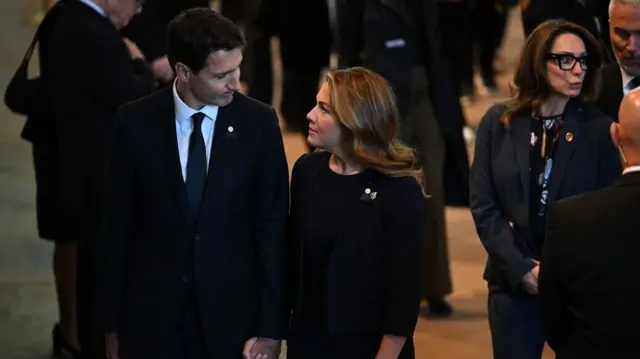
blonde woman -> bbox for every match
[286,67,426,359]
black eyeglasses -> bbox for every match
[546,53,588,71]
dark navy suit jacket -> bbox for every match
[470,100,621,292]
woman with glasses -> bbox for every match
[470,19,621,359]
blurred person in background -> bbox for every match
[43,0,157,358]
[595,0,640,120]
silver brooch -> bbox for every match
[360,187,377,202]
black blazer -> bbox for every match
[102,89,289,359]
[287,152,425,337]
[539,172,640,359]
[470,101,621,291]
[594,63,624,121]
[42,0,156,236]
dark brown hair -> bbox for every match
[167,8,246,74]
[501,19,603,126]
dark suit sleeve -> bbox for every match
[470,106,536,289]
[538,202,571,350]
[381,177,425,336]
[254,109,289,339]
[101,107,137,332]
[285,154,308,317]
[597,117,622,188]
[121,0,166,61]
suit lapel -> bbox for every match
[609,65,623,117]
[547,102,583,201]
[601,64,623,119]
[511,114,531,205]
[158,90,194,223]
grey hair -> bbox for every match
[610,0,640,17]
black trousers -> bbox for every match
[180,293,210,359]
[474,0,508,83]
[488,288,545,359]
[77,239,106,359]
[281,66,320,137]
[245,35,321,151]
[406,67,452,297]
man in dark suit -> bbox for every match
[539,90,640,358]
[595,0,640,120]
[337,0,466,315]
[45,0,157,358]
[102,8,288,359]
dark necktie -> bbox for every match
[630,77,640,91]
[185,112,207,215]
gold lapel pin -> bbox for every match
[566,132,574,142]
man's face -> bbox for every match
[187,48,243,107]
[105,0,140,29]
[610,2,640,76]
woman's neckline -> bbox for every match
[326,152,366,177]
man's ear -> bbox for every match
[610,122,621,147]
[174,63,191,82]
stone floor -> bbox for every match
[0,2,554,359]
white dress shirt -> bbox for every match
[172,82,218,182]
[77,0,106,17]
[623,165,640,175]
[621,67,637,95]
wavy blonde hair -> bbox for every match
[324,67,425,195]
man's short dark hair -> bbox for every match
[167,8,246,74]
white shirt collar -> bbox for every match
[172,81,219,128]
[77,0,106,17]
[623,165,640,175]
[620,66,638,94]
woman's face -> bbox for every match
[545,33,588,98]
[306,83,345,151]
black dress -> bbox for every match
[287,154,415,359]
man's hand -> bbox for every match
[105,333,120,359]
[123,38,145,60]
[522,260,540,295]
[242,337,281,359]
[151,56,174,83]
